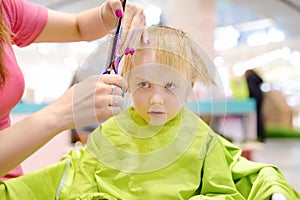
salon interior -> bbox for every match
[11,0,300,192]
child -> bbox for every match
[0,26,299,200]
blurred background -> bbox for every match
[12,0,300,191]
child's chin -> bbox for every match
[149,118,167,126]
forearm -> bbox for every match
[34,0,145,43]
[76,6,111,41]
[0,101,71,177]
[0,75,127,176]
[35,7,107,43]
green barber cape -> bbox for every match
[1,107,299,199]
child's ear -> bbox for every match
[185,82,195,102]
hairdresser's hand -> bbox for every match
[101,0,146,32]
[45,75,127,131]
[101,0,148,47]
[0,75,126,176]
[0,74,124,175]
[36,0,147,43]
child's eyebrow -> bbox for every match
[134,77,149,82]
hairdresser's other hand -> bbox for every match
[101,0,148,46]
[42,74,127,131]
[101,0,146,33]
[0,75,126,176]
[35,0,146,43]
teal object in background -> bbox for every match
[187,98,256,115]
[12,98,256,115]
[12,102,48,114]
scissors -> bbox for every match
[102,0,127,74]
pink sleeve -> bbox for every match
[2,0,48,47]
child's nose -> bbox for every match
[150,86,165,105]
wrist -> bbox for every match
[34,102,72,135]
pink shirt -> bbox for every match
[0,0,47,180]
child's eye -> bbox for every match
[138,81,150,88]
[165,82,176,89]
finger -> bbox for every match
[111,85,123,96]
[142,27,149,45]
[101,0,123,32]
[93,94,123,119]
[99,74,128,90]
[94,104,121,120]
[128,8,146,31]
[121,6,146,48]
[110,106,122,116]
[110,94,125,107]
[108,0,124,18]
[119,4,135,44]
[121,3,135,33]
[122,3,145,32]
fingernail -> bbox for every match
[129,48,135,56]
[125,47,130,55]
[115,9,123,18]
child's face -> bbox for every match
[125,50,192,126]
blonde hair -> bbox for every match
[0,6,13,87]
[121,26,215,87]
